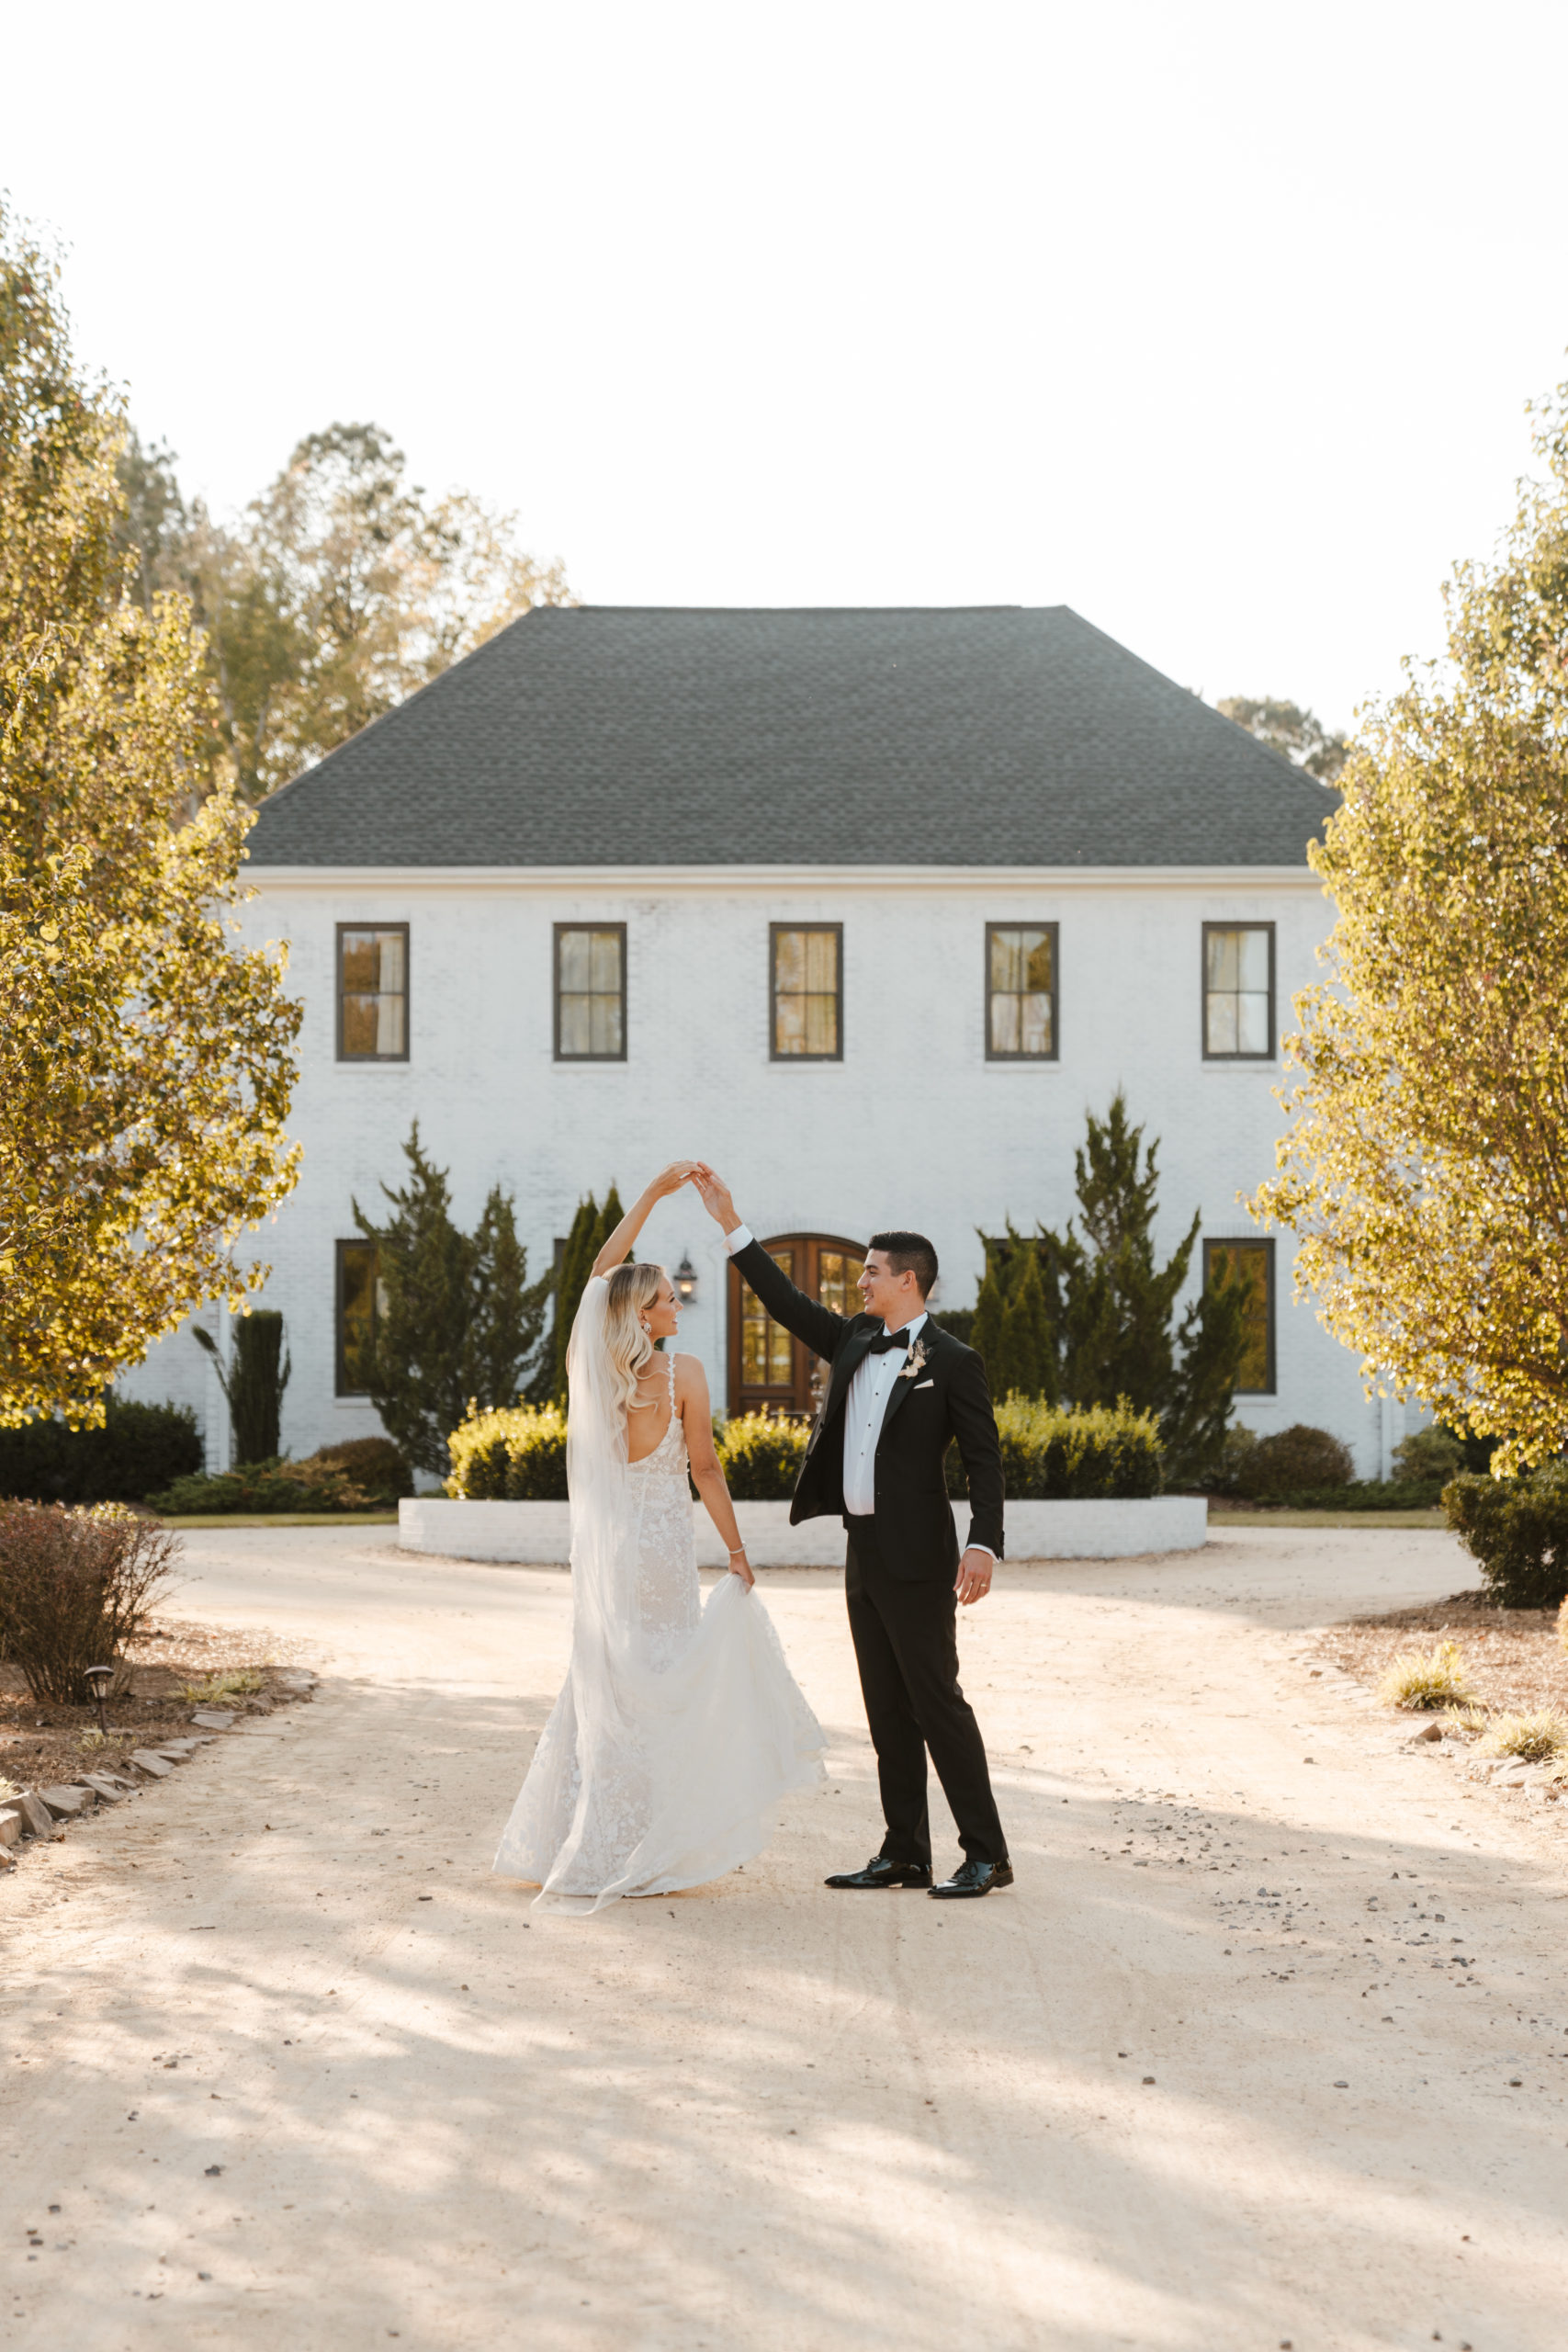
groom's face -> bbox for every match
[860,1250,925,1329]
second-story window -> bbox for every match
[771,924,842,1059]
[555,923,626,1059]
[337,924,409,1060]
[987,922,1058,1058]
[1202,922,1274,1058]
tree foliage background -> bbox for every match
[0,204,302,1426]
[546,1187,627,1404]
[117,420,572,801]
[1253,370,1568,1473]
[970,1094,1249,1484]
[353,1125,550,1476]
[1217,695,1350,783]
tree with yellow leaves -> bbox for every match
[1253,371,1568,1472]
[0,206,302,1426]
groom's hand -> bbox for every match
[693,1166,740,1234]
[955,1549,994,1606]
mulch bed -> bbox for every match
[1,1616,318,1803]
[1315,1594,1568,1715]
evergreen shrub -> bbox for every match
[446,1407,569,1499]
[1233,1424,1353,1497]
[1442,1464,1568,1608]
[1392,1426,1467,1483]
[0,1396,202,1505]
[194,1311,289,1462]
[305,1437,413,1499]
[147,1458,378,1516]
[947,1397,1164,1501]
[716,1414,809,1500]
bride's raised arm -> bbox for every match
[589,1164,698,1277]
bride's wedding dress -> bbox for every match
[493,1294,824,1914]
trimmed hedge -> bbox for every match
[1443,1464,1568,1609]
[306,1437,414,1499]
[1233,1423,1353,1498]
[947,1397,1164,1501]
[147,1457,378,1516]
[0,1396,202,1506]
[446,1406,569,1499]
[1232,1478,1445,1512]
[716,1413,809,1500]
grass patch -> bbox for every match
[1479,1708,1568,1763]
[1376,1639,1477,1711]
[153,1510,400,1530]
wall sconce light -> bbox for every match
[675,1253,698,1307]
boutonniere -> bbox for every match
[897,1337,931,1381]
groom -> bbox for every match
[694,1171,1010,1899]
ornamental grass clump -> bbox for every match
[1479,1709,1568,1764]
[0,1501,179,1704]
[1376,1639,1477,1712]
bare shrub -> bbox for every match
[0,1502,180,1704]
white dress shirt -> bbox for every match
[724,1225,993,1560]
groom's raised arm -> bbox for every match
[695,1169,851,1363]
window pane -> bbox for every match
[1209,1242,1270,1390]
[589,992,623,1057]
[376,993,406,1057]
[1236,927,1270,992]
[989,992,1021,1054]
[773,993,807,1055]
[340,1242,379,1393]
[558,996,592,1056]
[805,991,838,1056]
[742,1252,794,1385]
[1236,991,1270,1055]
[818,1250,864,1317]
[774,931,806,993]
[588,930,622,993]
[804,931,838,993]
[1019,992,1053,1056]
[1206,993,1238,1055]
[558,930,592,991]
[377,932,405,994]
[990,929,1021,992]
[340,931,378,992]
[1023,933,1054,993]
[1206,928,1238,991]
[342,994,379,1057]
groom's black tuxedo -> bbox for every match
[732,1239,1008,1870]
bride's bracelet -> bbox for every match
[728,1545,748,1558]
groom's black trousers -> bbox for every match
[844,1515,1007,1869]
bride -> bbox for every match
[493,1163,825,1914]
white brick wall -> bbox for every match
[121,863,1393,1476]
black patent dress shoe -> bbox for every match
[824,1856,933,1890]
[929,1856,1014,1899]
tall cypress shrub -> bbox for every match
[549,1185,626,1402]
[194,1310,290,1462]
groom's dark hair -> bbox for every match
[868,1230,938,1298]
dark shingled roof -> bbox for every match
[246,605,1332,868]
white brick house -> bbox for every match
[121,605,1400,1476]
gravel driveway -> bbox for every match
[5,1522,1565,2351]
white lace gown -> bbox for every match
[493,1354,825,1913]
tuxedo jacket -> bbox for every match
[732,1239,1005,1582]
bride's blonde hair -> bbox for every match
[602,1263,667,1413]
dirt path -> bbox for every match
[5,1525,1566,2352]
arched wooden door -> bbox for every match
[728,1234,866,1418]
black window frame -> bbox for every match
[335,922,411,1064]
[769,922,844,1063]
[1203,1235,1276,1395]
[335,1237,383,1397]
[985,920,1061,1062]
[1201,920,1276,1062]
[553,922,628,1063]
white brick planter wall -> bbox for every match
[399,1495,1206,1566]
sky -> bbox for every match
[6,0,1568,730]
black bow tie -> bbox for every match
[868,1328,913,1354]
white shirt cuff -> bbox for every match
[725,1224,753,1256]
